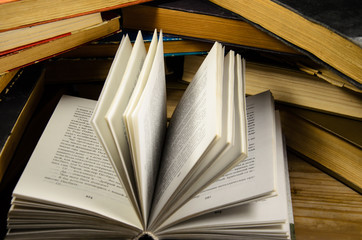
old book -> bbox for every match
[279,107,362,194]
[121,0,297,54]
[7,31,293,239]
[244,62,362,119]
[0,0,149,32]
[0,14,121,74]
[298,64,362,93]
[60,37,213,58]
[0,69,19,94]
[0,13,103,55]
[210,0,362,89]
[282,107,362,148]
[182,55,362,119]
[0,65,44,182]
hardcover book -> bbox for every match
[210,0,362,89]
[0,66,44,182]
[121,0,297,54]
[0,14,121,75]
[0,0,150,32]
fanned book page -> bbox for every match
[7,30,293,240]
[90,34,139,215]
[124,31,167,225]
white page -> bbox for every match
[174,49,233,194]
[157,109,290,238]
[126,31,167,225]
[123,30,159,194]
[8,201,139,237]
[176,56,248,204]
[150,42,223,226]
[104,31,148,211]
[159,225,290,239]
[162,224,287,234]
[7,228,137,240]
[124,29,158,117]
[158,91,276,229]
[157,51,241,223]
[89,35,139,209]
[158,233,288,240]
[13,96,142,230]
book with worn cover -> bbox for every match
[0,66,44,182]
[0,14,121,75]
[279,106,362,194]
[0,13,103,56]
[7,30,293,239]
[182,55,362,119]
[210,0,362,90]
[121,0,297,54]
[0,0,150,32]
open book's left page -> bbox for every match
[10,95,142,238]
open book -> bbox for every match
[7,30,293,239]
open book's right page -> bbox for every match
[157,91,277,230]
[157,98,292,239]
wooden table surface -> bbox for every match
[288,151,362,240]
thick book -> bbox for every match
[182,55,362,119]
[279,106,362,194]
[55,30,213,60]
[0,14,121,75]
[0,13,103,55]
[60,38,213,59]
[210,0,362,89]
[0,69,19,94]
[0,65,44,182]
[7,31,293,239]
[121,0,297,54]
[0,0,150,32]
